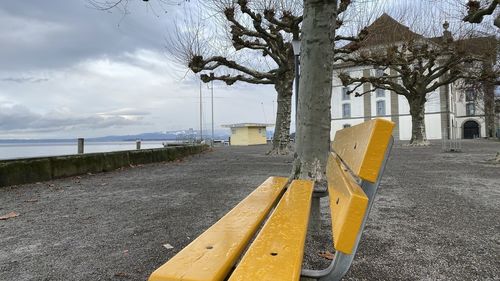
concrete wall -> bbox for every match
[230,127,267,146]
[230,127,249,145]
[246,127,267,145]
[0,145,207,188]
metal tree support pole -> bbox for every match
[77,138,84,154]
[295,53,300,131]
[292,39,301,135]
[301,137,394,281]
[200,79,203,142]
[211,79,214,146]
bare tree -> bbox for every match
[170,0,303,155]
[464,0,500,28]
[455,45,499,138]
[337,12,497,146]
[87,0,188,13]
[460,1,499,140]
[291,0,352,181]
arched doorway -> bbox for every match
[463,120,480,139]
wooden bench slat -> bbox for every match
[332,119,394,182]
[148,176,288,281]
[327,154,369,254]
[228,180,314,281]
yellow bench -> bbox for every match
[148,119,395,281]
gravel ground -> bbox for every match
[0,140,498,281]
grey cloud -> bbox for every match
[0,0,180,71]
[0,77,49,83]
[98,108,151,116]
[0,104,145,132]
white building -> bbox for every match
[331,14,497,141]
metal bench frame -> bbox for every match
[301,137,394,281]
[148,119,395,281]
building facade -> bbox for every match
[331,67,490,140]
[330,15,496,141]
[223,123,270,146]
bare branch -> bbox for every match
[463,0,500,28]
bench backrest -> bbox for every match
[332,119,395,183]
[328,119,394,254]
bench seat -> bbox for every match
[229,180,314,281]
[148,176,288,281]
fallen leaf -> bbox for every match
[163,243,174,249]
[114,272,129,278]
[318,251,335,260]
[100,183,107,186]
[24,199,38,203]
[0,212,19,220]
[48,184,55,187]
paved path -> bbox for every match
[0,140,499,280]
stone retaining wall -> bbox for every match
[0,145,207,187]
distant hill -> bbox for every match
[91,129,231,142]
[0,128,271,143]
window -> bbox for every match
[464,61,473,69]
[342,87,350,100]
[342,103,351,118]
[375,68,384,77]
[343,124,351,128]
[465,89,475,102]
[376,100,386,116]
[376,88,385,98]
[466,103,475,116]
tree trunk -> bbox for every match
[268,73,294,155]
[292,0,337,182]
[408,97,429,146]
[482,65,496,138]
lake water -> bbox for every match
[0,141,169,160]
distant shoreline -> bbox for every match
[0,139,182,144]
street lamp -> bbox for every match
[292,39,301,133]
[210,72,215,147]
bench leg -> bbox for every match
[301,137,394,281]
[309,189,328,233]
[301,252,353,281]
[309,196,321,232]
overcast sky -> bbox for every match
[1,1,495,139]
[0,0,278,139]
